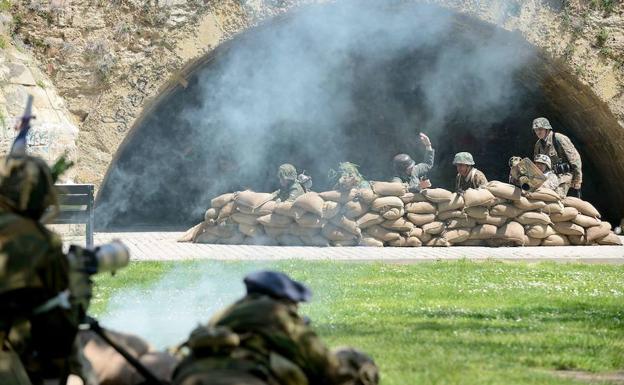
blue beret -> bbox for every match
[244,271,312,303]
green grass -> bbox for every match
[92,261,624,385]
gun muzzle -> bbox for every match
[94,240,130,273]
[518,176,531,191]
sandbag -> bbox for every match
[290,226,321,238]
[239,224,264,238]
[205,208,218,221]
[572,214,601,228]
[541,234,570,246]
[235,191,274,209]
[514,197,546,211]
[563,196,601,218]
[237,200,276,216]
[343,200,369,219]
[406,213,436,226]
[355,188,377,204]
[525,224,556,239]
[371,196,404,211]
[381,218,415,232]
[446,218,476,229]
[179,223,203,243]
[456,239,484,246]
[295,213,326,228]
[300,235,330,247]
[552,222,585,236]
[496,221,525,244]
[568,234,589,246]
[463,188,495,208]
[550,207,579,222]
[406,237,423,247]
[319,190,353,204]
[322,201,341,219]
[443,229,470,244]
[356,212,385,229]
[469,224,497,240]
[484,181,522,201]
[194,228,218,244]
[293,192,326,217]
[371,181,407,196]
[405,201,437,214]
[516,212,551,226]
[586,221,611,242]
[218,231,245,245]
[437,193,465,212]
[263,226,289,238]
[330,215,361,235]
[408,227,423,238]
[382,207,405,220]
[597,233,623,245]
[438,210,467,220]
[419,232,433,244]
[524,236,542,246]
[541,201,564,215]
[359,237,384,247]
[475,215,508,227]
[231,213,259,226]
[322,223,357,242]
[422,221,445,235]
[400,192,426,203]
[332,239,358,247]
[422,188,453,203]
[465,206,488,219]
[217,201,236,222]
[204,223,236,238]
[524,188,560,202]
[211,193,235,208]
[490,203,524,218]
[387,236,407,247]
[364,225,401,242]
[274,201,296,218]
[257,213,292,228]
[426,237,450,247]
[276,234,302,246]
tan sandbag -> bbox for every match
[541,234,570,246]
[406,213,436,226]
[464,188,495,208]
[446,217,476,229]
[490,203,524,218]
[438,210,467,221]
[333,239,360,247]
[568,234,589,246]
[356,212,385,229]
[293,192,325,217]
[295,213,326,228]
[485,181,522,201]
[218,231,246,245]
[257,213,292,228]
[382,207,405,220]
[319,190,346,202]
[550,207,579,222]
[322,201,341,219]
[465,206,488,219]
[355,188,377,204]
[405,201,437,214]
[371,181,407,196]
[552,222,585,236]
[514,197,546,211]
[371,196,404,212]
[406,236,422,247]
[443,229,470,244]
[322,223,356,242]
[524,188,560,202]
[425,237,450,247]
[194,229,218,244]
[597,233,622,245]
[525,224,556,239]
[408,227,423,238]
[423,221,445,235]
[235,191,274,209]
[586,221,612,242]
[359,237,384,247]
[478,214,509,226]
[217,201,236,222]
[469,224,497,240]
[422,188,453,203]
[438,193,465,212]
[239,223,264,237]
[204,223,236,238]
[420,232,433,244]
[300,235,330,247]
[178,223,203,242]
[211,193,235,208]
[524,235,542,246]
[330,215,361,235]
[381,218,415,232]
[456,239,484,246]
[572,214,601,228]
[364,225,401,242]
[231,213,259,226]
[205,208,219,220]
[276,234,302,246]
[290,226,321,238]
[400,192,426,203]
[516,211,551,226]
[387,236,407,247]
[274,201,296,218]
[237,200,276,216]
[563,196,601,218]
[343,200,369,219]
[541,201,564,215]
[496,221,525,244]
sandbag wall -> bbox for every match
[181,181,622,247]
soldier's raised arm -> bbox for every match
[411,133,435,176]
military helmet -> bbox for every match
[534,154,552,170]
[277,163,297,181]
[0,155,58,219]
[244,270,312,303]
[532,117,552,131]
[392,154,415,174]
[452,152,475,166]
[333,347,380,385]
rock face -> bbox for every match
[1,0,623,189]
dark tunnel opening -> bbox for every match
[97,2,623,230]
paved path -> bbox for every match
[63,232,624,264]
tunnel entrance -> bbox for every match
[97,1,623,230]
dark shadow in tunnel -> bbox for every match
[96,3,623,230]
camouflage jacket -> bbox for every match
[534,132,582,186]
[541,171,560,192]
[391,148,435,192]
[275,182,305,203]
[173,294,342,385]
[455,168,488,193]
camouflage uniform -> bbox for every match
[0,155,81,385]
[330,162,371,191]
[452,152,487,193]
[274,164,305,203]
[532,118,582,196]
[534,154,562,196]
[391,148,435,192]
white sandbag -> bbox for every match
[295,213,326,228]
[586,221,611,242]
[381,207,405,220]
[485,181,522,201]
[550,207,579,222]
[513,197,546,211]
[443,229,470,244]
[235,191,274,209]
[465,206,488,219]
[524,188,560,202]
[552,222,585,236]
[446,218,476,229]
[490,203,524,218]
[406,213,436,226]
[405,201,437,214]
[541,234,570,246]
[359,237,384,247]
[422,221,445,235]
[437,193,465,212]
[525,224,556,239]
[211,193,235,208]
[381,218,415,232]
[356,212,385,229]
[371,196,404,212]
[371,181,407,196]
[516,212,551,226]
[422,188,453,203]
[364,225,401,242]
[463,188,495,208]
[469,224,497,240]
[562,196,601,218]
[572,214,601,228]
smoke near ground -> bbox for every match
[97,1,537,229]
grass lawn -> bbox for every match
[91,260,624,385]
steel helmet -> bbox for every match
[452,152,475,166]
[534,154,552,170]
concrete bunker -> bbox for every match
[97,2,624,230]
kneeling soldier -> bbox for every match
[534,154,562,194]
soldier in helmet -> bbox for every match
[533,154,561,194]
[330,162,371,192]
[532,117,582,197]
[273,163,305,202]
[453,152,487,193]
[172,271,379,385]
[391,133,434,192]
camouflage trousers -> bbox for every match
[556,173,572,197]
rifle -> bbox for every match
[509,157,547,191]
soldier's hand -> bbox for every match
[572,182,581,190]
[419,179,431,190]
[419,133,432,149]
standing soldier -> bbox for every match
[391,133,434,192]
[453,152,488,193]
[273,163,305,202]
[532,117,582,197]
[533,154,561,194]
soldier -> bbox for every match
[391,133,434,192]
[172,270,379,385]
[453,152,487,193]
[273,163,305,202]
[532,117,582,197]
[330,162,371,192]
[533,154,561,194]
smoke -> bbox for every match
[97,1,536,228]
